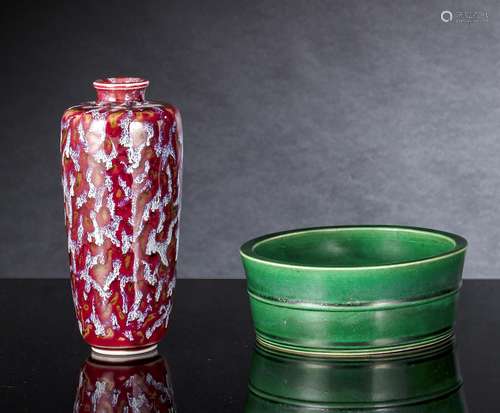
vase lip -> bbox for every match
[93,77,149,91]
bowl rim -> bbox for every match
[240,225,467,270]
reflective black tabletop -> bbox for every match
[1,279,499,412]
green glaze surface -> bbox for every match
[240,226,467,354]
[245,342,465,412]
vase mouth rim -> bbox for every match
[93,77,149,91]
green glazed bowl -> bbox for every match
[240,226,467,356]
[246,341,466,412]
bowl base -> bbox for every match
[256,330,454,359]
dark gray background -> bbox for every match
[1,0,499,279]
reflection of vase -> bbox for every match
[60,77,183,355]
[246,342,467,412]
[74,353,175,413]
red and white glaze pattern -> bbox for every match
[60,86,182,351]
[74,355,175,413]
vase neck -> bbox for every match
[93,77,149,103]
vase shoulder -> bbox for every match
[62,101,180,121]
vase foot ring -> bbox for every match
[91,344,158,358]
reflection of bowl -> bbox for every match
[240,226,467,356]
[246,342,466,412]
[73,353,175,413]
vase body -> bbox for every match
[60,78,183,353]
[74,354,175,412]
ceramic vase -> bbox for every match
[60,77,183,355]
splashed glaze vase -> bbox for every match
[60,78,182,355]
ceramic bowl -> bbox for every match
[240,226,467,357]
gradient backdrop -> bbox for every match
[2,0,499,278]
